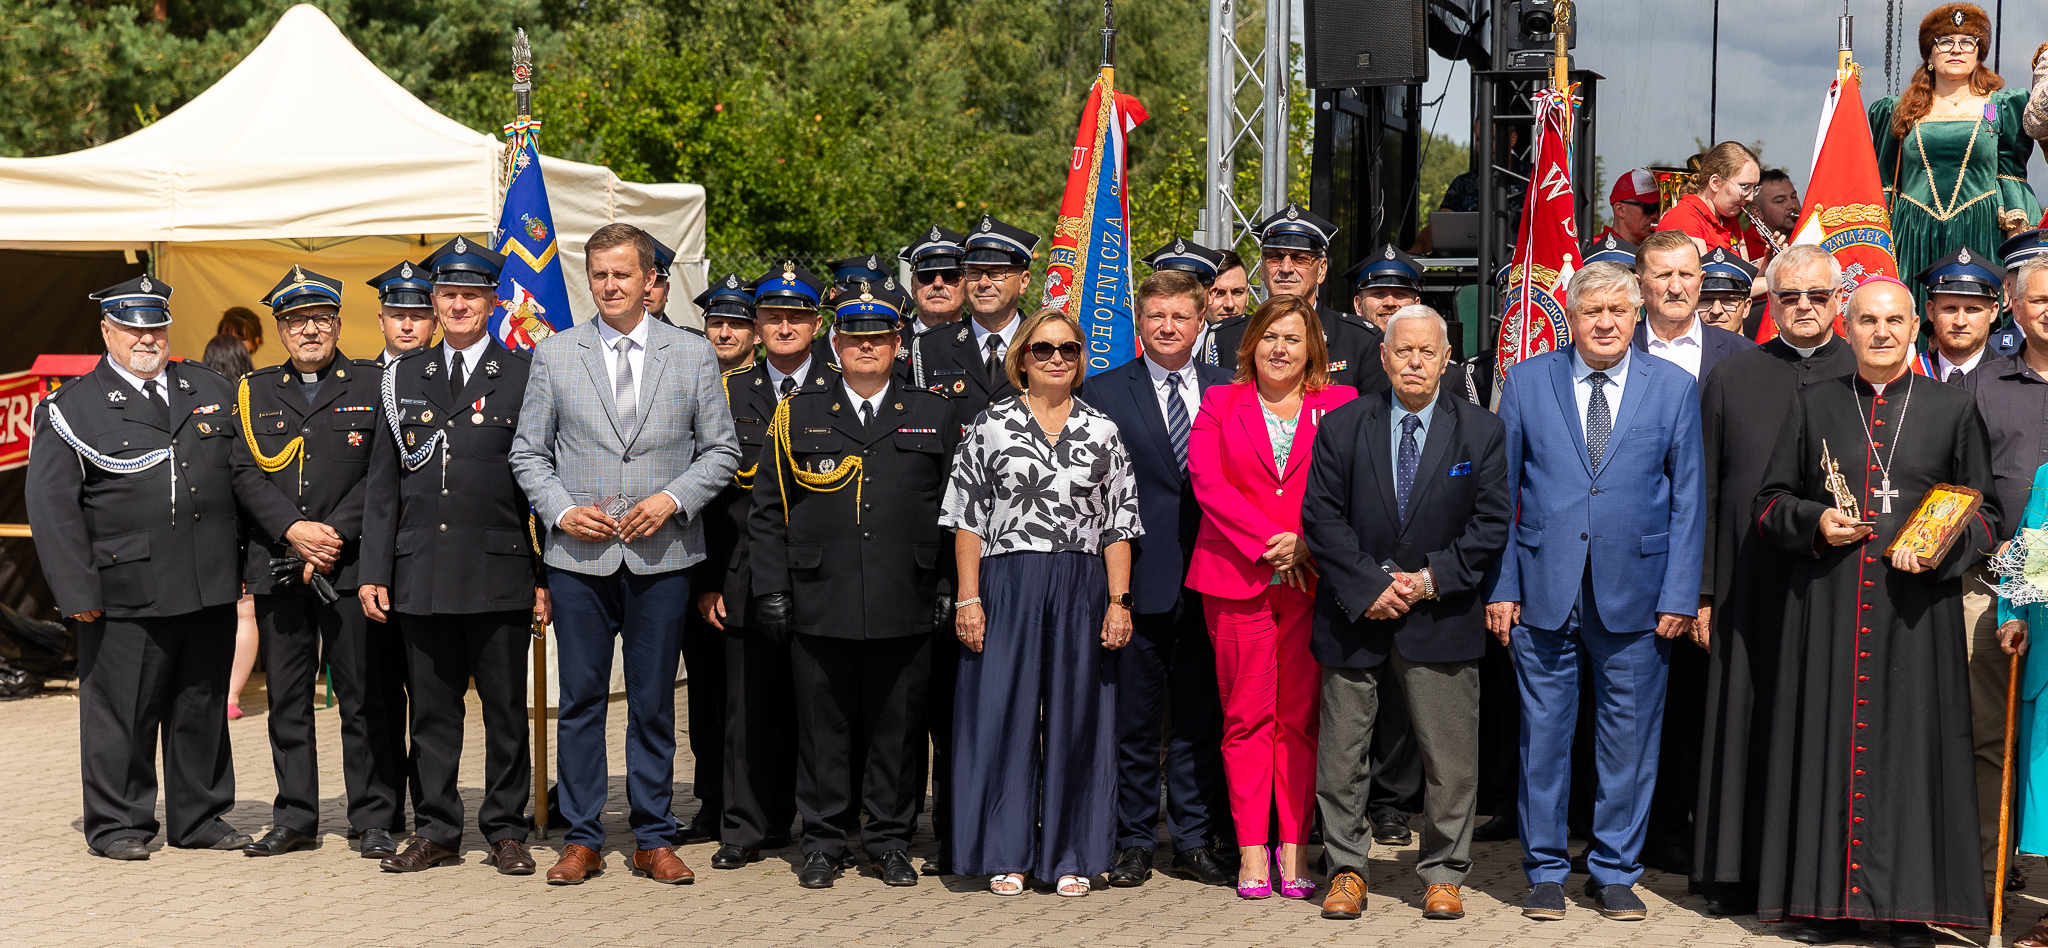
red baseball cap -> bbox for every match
[1610,168,1659,206]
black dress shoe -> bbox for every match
[1700,881,1757,916]
[1371,814,1413,845]
[922,847,950,876]
[796,852,840,888]
[1790,917,1859,944]
[1471,813,1518,842]
[93,838,150,860]
[1584,880,1647,920]
[1106,846,1152,887]
[711,844,756,869]
[1569,847,1590,874]
[675,812,719,845]
[1888,922,1935,948]
[1170,846,1231,887]
[243,826,314,857]
[879,849,918,887]
[2011,866,2029,892]
[207,832,254,851]
[357,828,397,859]
[1639,836,1692,876]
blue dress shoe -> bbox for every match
[1584,881,1646,921]
[1522,881,1568,920]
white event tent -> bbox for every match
[0,3,707,360]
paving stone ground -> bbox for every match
[0,676,2029,947]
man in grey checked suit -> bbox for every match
[510,223,741,886]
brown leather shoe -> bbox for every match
[490,838,535,875]
[1423,883,1465,920]
[379,837,457,873]
[633,846,696,885]
[546,844,604,885]
[1321,870,1367,919]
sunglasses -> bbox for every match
[1028,341,1082,362]
[1774,289,1835,306]
[914,270,961,285]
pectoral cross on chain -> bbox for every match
[1873,478,1900,515]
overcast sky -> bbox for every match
[1405,0,2048,198]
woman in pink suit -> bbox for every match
[1187,294,1357,899]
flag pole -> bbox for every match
[511,25,551,842]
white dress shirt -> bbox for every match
[969,312,1022,362]
[441,335,491,389]
[1642,316,1704,378]
[841,381,888,424]
[594,313,653,396]
[106,357,167,398]
[1936,347,1986,380]
[765,354,813,395]
[1570,346,1631,428]
[1142,354,1202,427]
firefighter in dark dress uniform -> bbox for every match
[898,226,970,371]
[29,275,292,859]
[1202,204,1385,393]
[235,266,409,859]
[750,280,961,889]
[697,274,813,869]
[358,236,547,877]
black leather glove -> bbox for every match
[268,556,338,604]
[751,593,793,645]
[931,593,955,638]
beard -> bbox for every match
[127,345,167,375]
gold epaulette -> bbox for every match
[237,376,304,474]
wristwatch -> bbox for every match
[1109,592,1134,609]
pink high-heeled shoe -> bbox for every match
[1273,848,1315,900]
[1236,845,1272,899]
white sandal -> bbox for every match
[1056,874,1091,897]
[990,872,1026,896]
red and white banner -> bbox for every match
[0,370,47,472]
[1773,58,1896,342]
[1493,88,1580,396]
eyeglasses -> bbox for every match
[962,267,1021,285]
[280,314,339,333]
[1261,250,1322,268]
[1932,36,1980,53]
[914,271,961,285]
[1774,289,1836,306]
[1028,341,1082,362]
[1696,295,1748,312]
[1732,182,1761,197]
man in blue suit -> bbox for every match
[1485,260,1704,922]
[1079,269,1234,888]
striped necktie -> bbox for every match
[1164,371,1191,469]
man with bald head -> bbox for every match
[1750,277,1999,945]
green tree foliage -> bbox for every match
[1,0,1234,268]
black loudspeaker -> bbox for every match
[1303,0,1428,89]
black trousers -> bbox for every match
[681,608,726,825]
[78,606,239,851]
[1113,601,1226,853]
[720,624,797,848]
[257,592,411,835]
[791,632,931,861]
[1476,633,1521,818]
[400,611,531,847]
[1648,637,1708,855]
[1366,674,1425,825]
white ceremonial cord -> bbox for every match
[381,363,445,472]
[45,403,177,523]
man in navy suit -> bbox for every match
[1079,270,1234,888]
[1485,261,1704,922]
[1301,305,1512,922]
[1627,230,1754,876]
[1631,231,1756,384]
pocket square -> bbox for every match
[1447,461,1472,476]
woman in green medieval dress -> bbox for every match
[1870,4,2039,307]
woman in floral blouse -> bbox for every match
[942,308,1143,898]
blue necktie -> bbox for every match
[1586,371,1612,471]
[1396,413,1421,521]
[1165,372,1191,469]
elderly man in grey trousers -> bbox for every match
[510,223,739,886]
[1300,306,1513,921]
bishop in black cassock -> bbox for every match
[1693,288,1857,913]
[1751,280,1999,941]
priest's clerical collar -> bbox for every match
[1857,369,1911,395]
[1788,336,1831,358]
